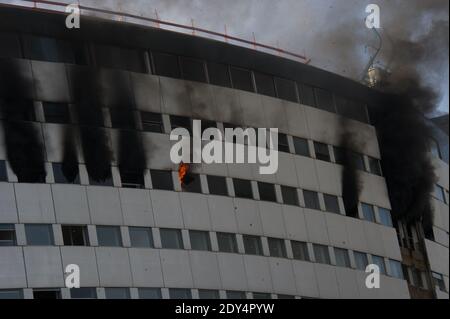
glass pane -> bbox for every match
[233,179,253,199]
[281,186,298,206]
[169,288,192,299]
[254,72,276,97]
[97,226,122,247]
[129,227,153,248]
[315,88,335,112]
[22,35,75,63]
[0,224,16,246]
[372,255,386,275]
[43,102,70,124]
[217,232,238,253]
[141,112,163,133]
[258,182,277,202]
[62,226,88,246]
[25,224,54,246]
[180,56,206,82]
[53,163,80,185]
[189,230,211,251]
[227,291,246,299]
[160,228,183,249]
[151,170,174,191]
[230,67,254,92]
[207,175,228,196]
[152,52,180,78]
[105,288,130,299]
[313,244,331,264]
[389,260,404,279]
[278,133,290,153]
[207,62,231,87]
[243,235,263,255]
[355,252,369,270]
[369,157,382,176]
[293,137,310,157]
[0,289,23,299]
[324,194,340,214]
[362,203,376,222]
[198,290,220,299]
[70,288,97,299]
[299,84,316,107]
[303,190,320,210]
[138,288,162,299]
[291,241,309,261]
[378,208,393,227]
[334,248,350,267]
[268,238,287,258]
[33,290,61,300]
[314,142,330,162]
[275,78,298,102]
[253,292,271,299]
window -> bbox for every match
[432,272,446,292]
[217,232,238,253]
[333,147,345,165]
[22,35,78,64]
[351,152,366,171]
[243,235,263,256]
[43,102,70,124]
[278,133,290,153]
[160,228,183,249]
[281,186,299,206]
[96,226,122,247]
[230,67,254,92]
[371,255,386,275]
[354,252,369,271]
[389,260,404,279]
[120,170,145,189]
[430,139,442,159]
[313,244,331,264]
[378,208,393,227]
[291,241,310,261]
[410,268,423,288]
[226,291,246,299]
[303,190,320,210]
[201,120,217,138]
[253,292,271,299]
[368,157,382,176]
[53,163,80,184]
[170,115,192,133]
[70,288,97,299]
[33,289,61,300]
[189,230,211,251]
[361,203,376,222]
[94,44,146,73]
[89,173,113,187]
[278,294,295,299]
[268,238,287,258]
[169,288,192,299]
[0,160,7,181]
[435,184,446,203]
[0,289,23,299]
[110,108,135,129]
[129,227,154,248]
[323,194,340,214]
[314,142,331,162]
[151,170,174,191]
[198,290,220,299]
[0,224,16,246]
[207,175,228,196]
[105,288,130,299]
[181,173,202,193]
[299,84,316,107]
[254,72,276,97]
[335,97,368,123]
[141,112,163,133]
[207,62,231,87]
[138,288,162,299]
[0,32,22,58]
[152,52,180,78]
[334,248,351,267]
[258,182,277,202]
[293,137,310,157]
[233,179,253,199]
[180,56,207,83]
[25,224,54,246]
[315,88,335,112]
[62,225,89,246]
[275,78,298,103]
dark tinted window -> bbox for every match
[141,112,163,133]
[129,227,154,248]
[323,194,340,214]
[181,173,202,193]
[275,78,298,102]
[94,44,146,73]
[354,251,369,270]
[207,62,231,87]
[53,163,80,184]
[369,157,382,176]
[258,182,277,202]
[291,241,309,261]
[333,146,345,165]
[335,96,368,123]
[334,248,351,267]
[313,244,331,264]
[62,225,89,246]
[315,88,335,112]
[138,288,162,299]
[243,235,263,255]
[254,72,276,97]
[207,175,228,196]
[278,133,290,153]
[0,224,16,246]
[303,190,320,210]
[217,232,238,253]
[226,291,246,299]
[160,228,183,249]
[169,288,192,299]
[198,290,220,299]
[120,170,145,189]
[152,52,180,78]
[293,137,310,157]
[25,224,54,246]
[230,67,254,92]
[314,142,330,162]
[180,57,206,82]
[97,226,122,247]
[0,289,23,299]
[151,170,173,191]
[43,102,70,124]
[22,35,77,63]
[268,238,287,258]
[0,32,22,58]
[351,152,366,171]
[189,230,211,251]
[70,288,97,299]
[299,84,316,107]
[170,115,192,133]
[233,179,253,199]
[281,186,299,206]
[89,173,113,187]
[105,288,130,299]
[0,160,8,182]
[110,108,135,129]
[253,292,271,299]
[33,289,61,300]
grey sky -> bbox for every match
[7,0,449,114]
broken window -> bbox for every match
[303,190,320,210]
[233,178,253,199]
[141,111,163,133]
[89,169,113,187]
[315,88,335,113]
[181,173,202,193]
[314,142,331,162]
[275,77,298,102]
[207,62,231,87]
[160,228,183,249]
[432,272,446,292]
[230,66,254,92]
[152,52,180,78]
[243,235,263,256]
[281,186,299,206]
[62,225,89,246]
[217,232,238,253]
[258,182,277,202]
[189,230,211,251]
[170,115,192,134]
[313,244,331,264]
[151,170,174,191]
[110,108,135,129]
[120,170,145,189]
[207,175,228,196]
[129,227,154,248]
[96,226,122,247]
[368,157,382,176]
[254,72,276,97]
[53,163,80,184]
[180,56,207,83]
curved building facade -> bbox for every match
[0,6,447,299]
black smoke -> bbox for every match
[62,126,79,183]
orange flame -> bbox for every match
[178,162,190,185]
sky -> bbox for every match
[5,0,449,115]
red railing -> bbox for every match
[0,0,310,64]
